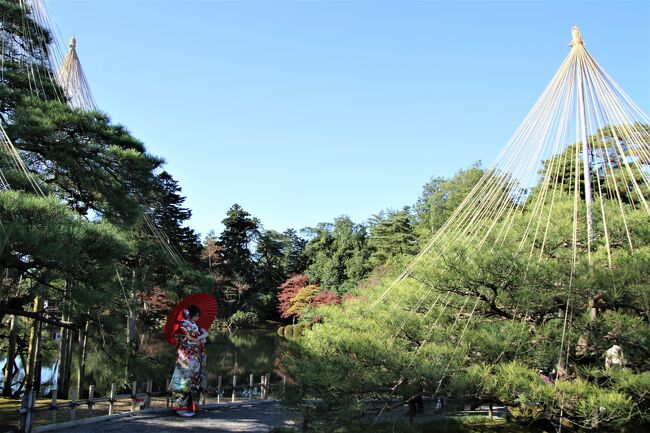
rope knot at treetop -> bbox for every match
[570,25,584,47]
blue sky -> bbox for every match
[47,0,650,238]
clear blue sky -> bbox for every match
[47,0,650,238]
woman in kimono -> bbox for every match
[169,304,208,416]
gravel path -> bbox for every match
[47,401,301,433]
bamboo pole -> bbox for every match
[231,375,236,402]
[0,307,76,329]
[217,376,222,403]
[248,374,254,401]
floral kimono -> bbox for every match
[169,319,207,413]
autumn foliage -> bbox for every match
[277,274,341,320]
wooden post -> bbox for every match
[2,314,17,397]
[248,374,254,401]
[87,385,94,417]
[265,373,271,399]
[145,379,152,409]
[165,379,170,408]
[51,390,58,423]
[260,375,265,399]
[217,376,222,403]
[19,389,35,433]
[70,389,77,421]
[131,381,137,411]
[109,383,116,415]
[231,375,237,402]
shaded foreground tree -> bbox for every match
[0,0,210,398]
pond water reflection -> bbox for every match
[1,327,286,397]
[140,327,287,389]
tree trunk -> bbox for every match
[24,297,44,397]
[576,295,599,357]
[127,270,137,351]
[57,326,69,397]
[33,319,44,396]
[2,314,18,396]
[76,318,89,397]
[65,327,74,394]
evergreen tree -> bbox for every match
[303,216,370,295]
[255,229,287,291]
[367,207,417,268]
[285,132,650,429]
[280,228,308,276]
[151,171,202,264]
[216,204,259,313]
[0,0,211,388]
[414,163,483,240]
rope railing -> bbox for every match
[17,373,278,433]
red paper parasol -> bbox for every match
[164,293,218,345]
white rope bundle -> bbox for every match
[56,35,96,111]
[374,26,649,307]
[365,27,649,402]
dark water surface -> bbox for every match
[1,327,285,397]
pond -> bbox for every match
[1,326,286,397]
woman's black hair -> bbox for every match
[187,305,201,318]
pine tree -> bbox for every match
[303,216,370,295]
[367,207,417,268]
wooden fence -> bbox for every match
[18,373,285,433]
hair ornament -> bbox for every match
[182,308,190,318]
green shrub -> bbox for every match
[284,324,294,338]
[293,322,305,337]
[228,311,259,328]
[277,326,285,337]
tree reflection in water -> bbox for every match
[3,327,285,397]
